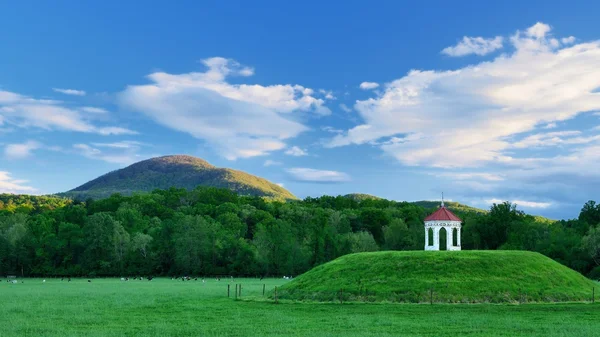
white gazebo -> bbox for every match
[424,200,462,251]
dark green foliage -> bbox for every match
[0,194,72,214]
[0,186,598,280]
[61,155,297,200]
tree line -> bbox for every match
[0,188,599,279]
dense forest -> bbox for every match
[0,188,599,279]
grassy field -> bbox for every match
[0,277,599,337]
[278,251,597,303]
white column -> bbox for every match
[457,227,461,248]
[447,227,453,249]
[433,227,440,250]
[424,226,429,250]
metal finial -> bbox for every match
[441,192,444,207]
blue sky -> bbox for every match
[2,0,600,219]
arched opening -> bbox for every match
[439,227,447,251]
[452,228,458,247]
[428,228,434,246]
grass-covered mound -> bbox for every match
[276,251,597,303]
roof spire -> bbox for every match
[441,192,444,207]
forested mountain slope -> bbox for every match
[61,155,296,200]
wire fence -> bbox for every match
[227,284,598,304]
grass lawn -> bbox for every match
[278,251,597,303]
[0,278,598,337]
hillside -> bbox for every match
[412,200,487,214]
[276,251,596,303]
[344,193,383,201]
[62,155,297,200]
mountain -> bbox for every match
[62,155,297,200]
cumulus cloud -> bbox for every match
[284,146,308,156]
[52,88,86,96]
[327,22,600,211]
[286,167,350,183]
[0,90,136,135]
[359,82,379,90]
[562,36,576,45]
[328,22,600,168]
[442,36,503,57]
[0,171,36,194]
[4,141,42,159]
[119,57,330,160]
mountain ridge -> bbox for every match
[62,155,297,200]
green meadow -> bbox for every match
[1,278,599,337]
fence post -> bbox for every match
[275,286,278,304]
[228,284,230,298]
[263,284,266,296]
[239,284,242,298]
[235,284,238,300]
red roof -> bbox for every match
[424,206,462,222]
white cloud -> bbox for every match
[52,88,86,96]
[442,36,503,57]
[328,22,600,169]
[511,131,600,148]
[526,22,551,39]
[80,106,108,114]
[543,122,557,129]
[264,159,282,167]
[322,126,343,134]
[4,141,41,159]
[432,172,504,181]
[339,103,352,113]
[0,90,136,135]
[284,146,308,156]
[91,141,144,149]
[286,168,350,183]
[562,36,576,45]
[485,198,551,209]
[0,171,36,194]
[319,89,336,100]
[119,57,329,160]
[359,82,379,90]
[73,143,145,165]
[95,127,138,136]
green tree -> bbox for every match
[583,225,600,266]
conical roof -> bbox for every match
[424,206,461,222]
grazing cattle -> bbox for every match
[43,280,46,283]
[88,280,91,283]
[11,280,17,284]
[121,278,125,281]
